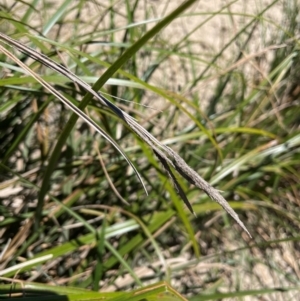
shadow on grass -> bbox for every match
[0,287,68,300]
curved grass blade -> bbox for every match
[0,31,251,236]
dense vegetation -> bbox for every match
[0,0,299,300]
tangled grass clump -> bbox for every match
[0,0,300,300]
